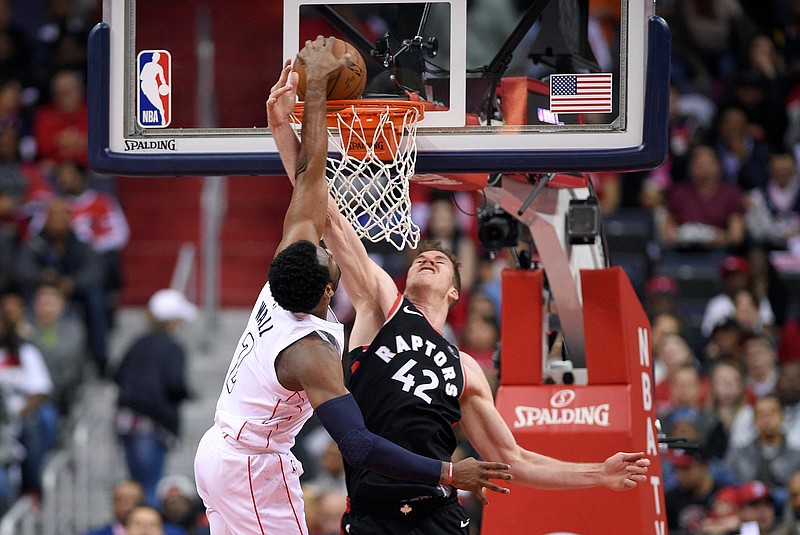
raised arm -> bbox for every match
[274,37,342,255]
[267,55,398,348]
[267,59,302,186]
[323,203,401,348]
[458,353,650,491]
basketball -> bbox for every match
[293,37,367,101]
[158,84,170,96]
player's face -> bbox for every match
[318,246,340,293]
[407,250,455,294]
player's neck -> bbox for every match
[406,295,448,331]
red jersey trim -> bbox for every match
[247,457,266,535]
[387,293,404,318]
[279,454,304,533]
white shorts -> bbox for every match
[194,427,308,535]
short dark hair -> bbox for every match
[415,240,461,303]
[268,240,331,313]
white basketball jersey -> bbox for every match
[213,282,344,454]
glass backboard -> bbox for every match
[88,0,670,179]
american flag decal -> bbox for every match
[549,73,613,114]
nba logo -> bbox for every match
[137,50,171,128]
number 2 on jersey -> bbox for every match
[391,359,439,404]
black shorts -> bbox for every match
[342,496,472,535]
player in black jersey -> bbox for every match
[268,78,650,535]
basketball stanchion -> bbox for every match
[292,99,425,251]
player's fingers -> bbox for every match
[271,84,293,98]
[635,458,651,467]
[479,462,511,471]
[626,464,648,475]
[627,474,647,484]
[281,63,293,87]
[619,452,645,462]
[485,470,512,481]
[475,487,489,506]
[482,481,511,494]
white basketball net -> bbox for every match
[294,101,423,251]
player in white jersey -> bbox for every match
[194,37,511,535]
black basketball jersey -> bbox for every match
[344,298,464,503]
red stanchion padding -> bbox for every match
[482,267,666,535]
[500,269,543,386]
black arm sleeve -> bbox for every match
[315,393,442,485]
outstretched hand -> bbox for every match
[601,452,650,491]
[450,457,512,505]
[267,59,298,129]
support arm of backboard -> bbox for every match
[486,179,586,367]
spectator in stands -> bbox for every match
[698,484,741,534]
[655,335,701,416]
[663,410,735,493]
[661,145,747,252]
[14,198,108,375]
[30,161,131,319]
[736,480,780,534]
[746,151,800,252]
[303,439,346,495]
[0,122,48,202]
[705,360,754,454]
[748,247,790,330]
[125,505,166,535]
[32,69,88,169]
[114,288,196,507]
[713,106,771,192]
[701,255,775,338]
[0,291,31,339]
[156,474,209,535]
[665,447,726,534]
[733,287,778,339]
[641,85,714,209]
[725,35,789,152]
[662,369,728,460]
[28,281,86,415]
[702,318,743,370]
[724,394,800,506]
[84,479,145,535]
[311,489,347,535]
[0,304,57,496]
[742,333,781,397]
[773,469,800,535]
[645,276,681,318]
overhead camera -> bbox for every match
[478,205,520,250]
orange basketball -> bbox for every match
[293,37,367,101]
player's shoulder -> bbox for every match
[286,331,340,357]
